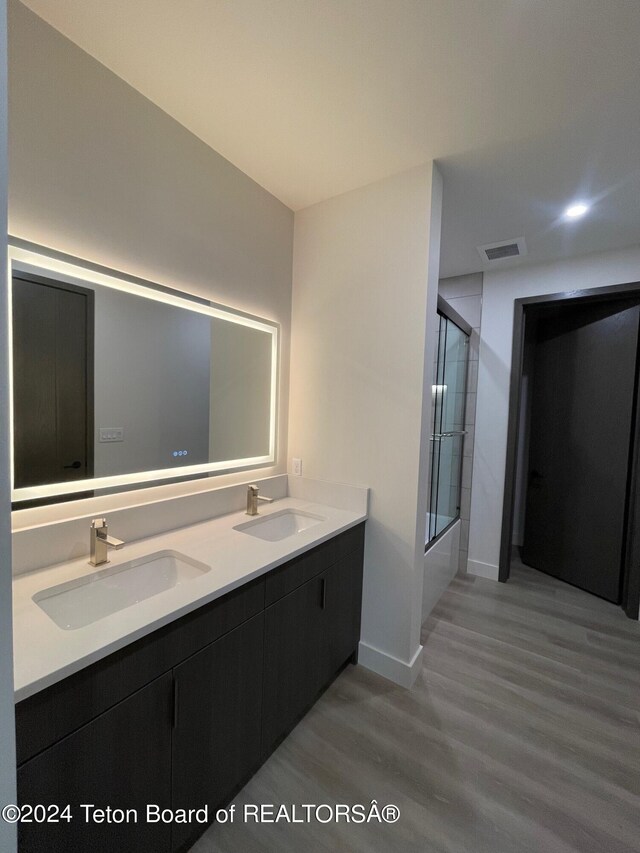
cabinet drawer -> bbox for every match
[264,523,365,606]
[16,576,264,765]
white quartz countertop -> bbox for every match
[13,497,367,702]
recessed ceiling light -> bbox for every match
[564,202,590,220]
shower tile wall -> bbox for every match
[438,272,483,571]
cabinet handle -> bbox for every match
[320,577,326,610]
[172,678,179,729]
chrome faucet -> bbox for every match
[89,517,125,566]
[246,484,274,516]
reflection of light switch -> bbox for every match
[99,428,124,442]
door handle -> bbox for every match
[64,460,82,469]
[172,678,179,729]
[529,469,543,487]
[320,577,326,610]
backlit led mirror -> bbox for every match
[9,240,278,505]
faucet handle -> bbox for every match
[91,517,107,530]
[247,484,272,503]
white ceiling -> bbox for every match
[18,0,640,276]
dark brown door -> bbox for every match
[12,274,94,489]
[522,299,640,602]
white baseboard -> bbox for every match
[357,641,423,688]
[467,558,499,580]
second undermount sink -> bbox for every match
[33,550,211,630]
[234,508,325,541]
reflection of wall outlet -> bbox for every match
[292,457,302,476]
[99,428,124,442]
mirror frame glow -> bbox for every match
[8,239,279,503]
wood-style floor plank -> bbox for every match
[190,562,640,853]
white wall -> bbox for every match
[468,245,640,580]
[8,0,293,521]
[289,163,442,687]
[0,0,17,847]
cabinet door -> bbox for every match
[263,548,364,756]
[323,548,364,677]
[262,571,329,755]
[17,673,173,853]
[171,613,264,851]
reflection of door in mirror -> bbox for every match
[12,274,94,489]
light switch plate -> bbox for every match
[292,457,302,476]
[99,427,124,443]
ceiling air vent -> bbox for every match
[477,237,527,263]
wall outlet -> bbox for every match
[292,457,302,476]
[99,427,124,443]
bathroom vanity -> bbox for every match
[7,243,368,852]
[14,507,365,853]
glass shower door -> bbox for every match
[427,310,469,544]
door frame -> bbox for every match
[499,281,640,619]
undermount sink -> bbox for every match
[33,550,211,630]
[234,508,325,541]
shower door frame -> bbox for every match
[437,294,473,340]
[426,296,472,551]
[500,281,640,619]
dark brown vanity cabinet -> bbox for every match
[262,548,364,755]
[15,523,365,853]
[18,673,174,853]
[171,613,265,851]
[263,571,330,755]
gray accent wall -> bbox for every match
[8,0,293,509]
[438,272,483,572]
